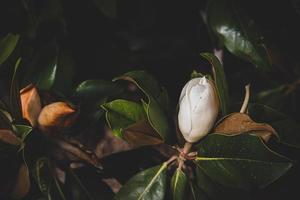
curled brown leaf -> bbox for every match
[11,164,30,199]
[20,84,42,127]
[38,102,78,134]
[123,120,163,147]
[214,113,278,142]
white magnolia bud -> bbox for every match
[178,77,219,143]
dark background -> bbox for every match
[1,0,300,199]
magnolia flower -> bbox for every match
[178,77,219,143]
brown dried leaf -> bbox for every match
[214,113,278,142]
[38,102,78,134]
[0,129,21,146]
[123,120,163,147]
[20,84,42,127]
[11,164,30,199]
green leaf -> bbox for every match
[201,52,229,116]
[115,70,171,143]
[195,166,244,200]
[35,157,66,200]
[14,124,32,150]
[189,181,209,200]
[65,170,93,200]
[92,0,117,18]
[36,57,58,91]
[0,33,20,67]
[9,58,23,122]
[102,99,147,137]
[190,70,204,79]
[248,103,300,148]
[171,169,188,200]
[52,49,75,95]
[74,80,123,101]
[115,163,167,200]
[23,42,59,91]
[195,133,292,190]
[207,0,271,70]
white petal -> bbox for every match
[178,95,192,138]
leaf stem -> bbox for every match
[240,84,250,113]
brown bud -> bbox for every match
[20,84,42,127]
[37,102,78,134]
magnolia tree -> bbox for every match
[0,0,300,200]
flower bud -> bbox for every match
[37,102,78,134]
[178,77,219,143]
[20,84,42,127]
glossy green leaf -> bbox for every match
[201,53,229,115]
[35,157,66,200]
[23,42,59,91]
[195,166,244,200]
[9,58,23,122]
[115,163,168,200]
[36,58,58,91]
[52,49,75,95]
[115,70,171,143]
[74,80,123,101]
[248,103,300,148]
[207,0,271,70]
[0,33,19,67]
[171,169,188,200]
[195,134,292,190]
[102,99,147,137]
[92,0,117,18]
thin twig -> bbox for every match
[54,138,102,169]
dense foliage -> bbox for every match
[0,0,300,199]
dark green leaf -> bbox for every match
[190,70,204,79]
[115,70,171,143]
[0,33,20,67]
[14,125,32,150]
[201,53,229,115]
[207,0,271,70]
[189,181,209,200]
[102,99,147,137]
[9,58,23,122]
[36,56,58,91]
[65,170,93,200]
[114,70,162,99]
[115,163,168,200]
[23,42,59,90]
[194,166,245,200]
[248,103,300,148]
[52,49,75,95]
[65,166,114,200]
[92,0,117,18]
[195,134,292,190]
[171,169,188,200]
[74,80,123,101]
[35,157,66,200]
